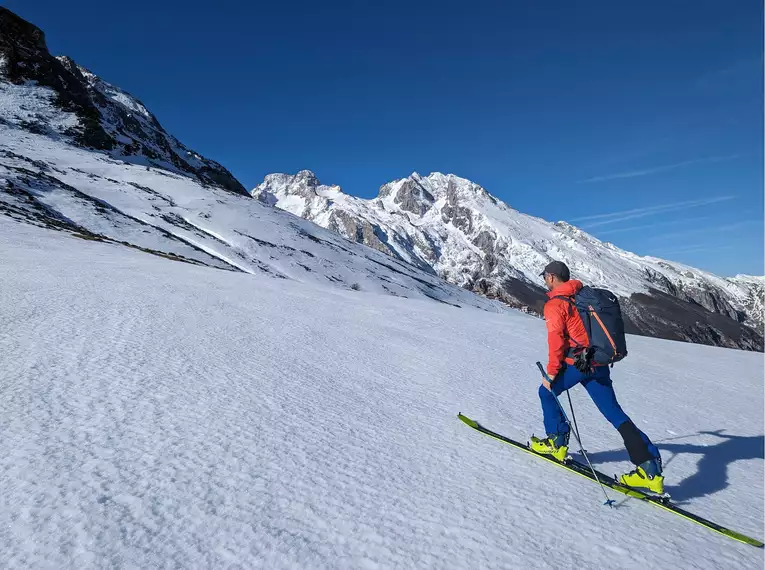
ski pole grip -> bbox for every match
[535,361,549,380]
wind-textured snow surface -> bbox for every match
[1,220,763,569]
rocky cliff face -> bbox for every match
[255,170,764,351]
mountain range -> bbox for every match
[254,170,763,350]
[0,7,498,312]
[1,6,762,351]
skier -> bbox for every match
[530,261,665,494]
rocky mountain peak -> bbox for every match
[407,172,498,208]
[295,169,320,187]
[393,176,435,216]
[257,170,343,199]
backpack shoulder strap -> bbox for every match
[550,294,576,318]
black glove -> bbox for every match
[573,347,595,374]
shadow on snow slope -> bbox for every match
[581,430,765,503]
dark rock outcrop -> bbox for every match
[622,289,764,351]
[442,178,474,233]
[0,7,114,149]
[394,177,435,216]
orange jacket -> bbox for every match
[544,280,590,377]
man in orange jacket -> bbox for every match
[531,261,664,494]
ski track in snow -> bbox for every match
[1,219,763,569]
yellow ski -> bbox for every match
[458,413,763,548]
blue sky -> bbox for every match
[8,0,763,275]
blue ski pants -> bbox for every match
[539,365,661,466]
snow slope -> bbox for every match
[0,126,503,311]
[255,171,764,350]
[2,219,762,569]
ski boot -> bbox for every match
[529,433,569,462]
[620,459,664,494]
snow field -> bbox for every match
[1,219,763,569]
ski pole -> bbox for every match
[566,391,583,454]
[536,361,615,507]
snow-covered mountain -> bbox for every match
[0,8,502,312]
[1,6,761,352]
[0,7,245,196]
[254,170,764,351]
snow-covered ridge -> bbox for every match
[74,64,153,120]
[255,170,764,351]
[0,7,244,196]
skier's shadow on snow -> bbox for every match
[580,430,764,502]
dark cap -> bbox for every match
[540,261,570,281]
